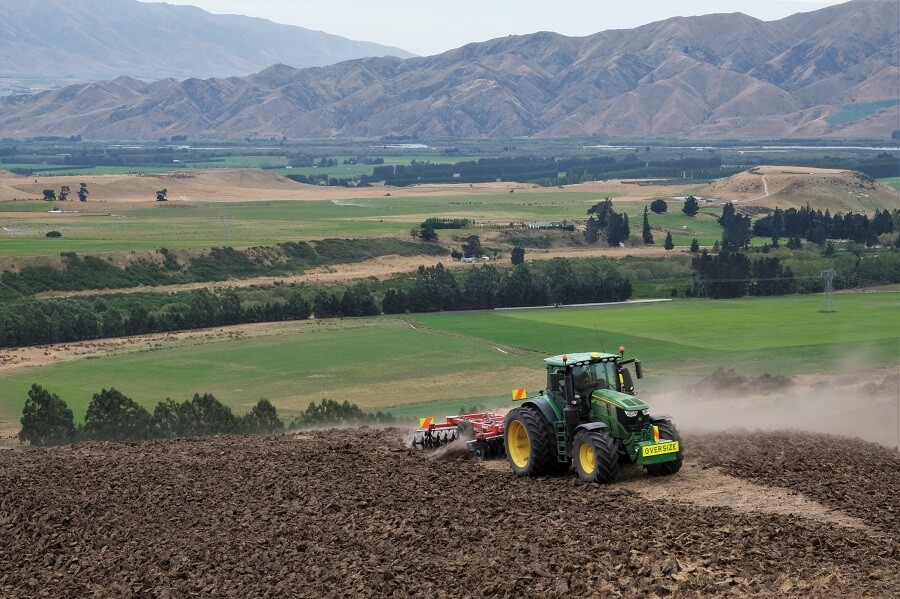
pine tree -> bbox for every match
[682,196,700,217]
[642,207,654,244]
[664,232,674,251]
[690,238,699,253]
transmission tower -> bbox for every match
[820,269,836,313]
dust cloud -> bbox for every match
[644,368,900,450]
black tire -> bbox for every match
[504,406,555,476]
[572,429,619,484]
[645,420,684,476]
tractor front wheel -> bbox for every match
[645,420,683,476]
[573,429,619,484]
[504,406,555,476]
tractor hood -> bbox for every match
[593,388,648,411]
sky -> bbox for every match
[140,0,848,55]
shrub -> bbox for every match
[290,399,395,429]
[83,388,151,442]
[243,399,284,435]
[19,384,76,447]
[46,231,62,238]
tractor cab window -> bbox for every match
[548,369,565,400]
[572,361,617,397]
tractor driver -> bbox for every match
[573,366,593,398]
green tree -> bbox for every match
[77,183,89,202]
[340,283,379,316]
[42,189,56,201]
[462,264,502,309]
[381,288,408,314]
[650,199,668,214]
[83,388,151,442]
[511,246,525,265]
[584,216,602,244]
[664,232,674,251]
[59,185,70,201]
[406,263,461,312]
[156,188,168,202]
[462,235,483,258]
[19,384,76,447]
[150,399,183,438]
[313,291,342,318]
[642,206,654,245]
[243,399,284,434]
[690,238,700,253]
[286,292,311,320]
[682,196,700,217]
[180,393,240,436]
[419,225,438,242]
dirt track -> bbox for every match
[1,429,897,597]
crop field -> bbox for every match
[1,291,896,434]
[0,193,719,258]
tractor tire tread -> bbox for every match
[505,405,555,476]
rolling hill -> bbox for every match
[0,0,896,140]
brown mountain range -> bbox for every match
[0,0,897,140]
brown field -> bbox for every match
[3,167,896,212]
[0,169,707,205]
[0,428,897,597]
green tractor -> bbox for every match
[504,350,682,483]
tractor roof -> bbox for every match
[544,352,619,367]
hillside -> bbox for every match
[706,165,900,212]
[0,0,413,90]
[0,0,896,140]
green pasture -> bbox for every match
[827,100,900,126]
[1,291,896,432]
[412,292,900,378]
[880,178,900,191]
[0,192,607,257]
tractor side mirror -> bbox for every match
[620,368,636,395]
[634,360,643,380]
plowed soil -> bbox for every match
[1,429,898,598]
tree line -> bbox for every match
[370,156,737,187]
[752,206,898,247]
[0,282,385,348]
[381,261,633,313]
[19,384,395,448]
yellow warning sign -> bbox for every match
[512,388,527,401]
[419,417,434,429]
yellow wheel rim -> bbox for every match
[507,420,530,469]
[578,442,596,474]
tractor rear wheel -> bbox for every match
[645,420,683,476]
[504,406,555,476]
[573,429,619,484]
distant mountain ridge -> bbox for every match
[0,0,413,86]
[0,0,897,140]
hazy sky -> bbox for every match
[141,0,848,55]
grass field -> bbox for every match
[1,291,896,433]
[0,192,604,257]
[0,193,724,258]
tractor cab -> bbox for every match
[544,351,647,430]
[545,351,642,400]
